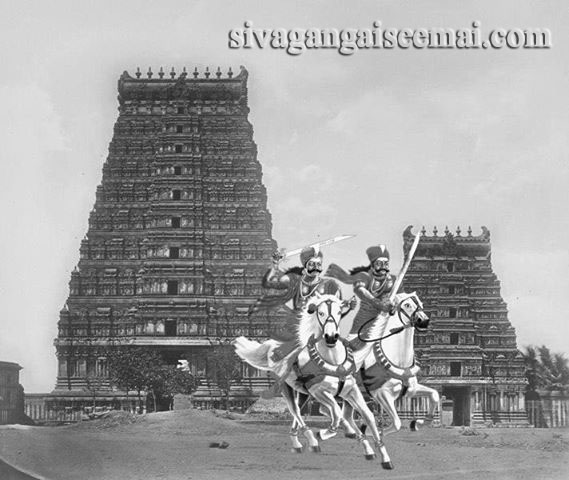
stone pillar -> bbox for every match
[78,358,87,377]
[58,358,67,377]
[473,389,481,411]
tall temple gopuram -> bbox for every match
[401,226,529,427]
[52,66,280,409]
[47,67,531,424]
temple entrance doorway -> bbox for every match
[442,386,471,426]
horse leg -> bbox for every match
[289,418,304,453]
[281,383,318,453]
[342,379,395,467]
[406,378,440,431]
[423,384,440,426]
[340,401,358,439]
[372,379,403,436]
[319,398,358,439]
[309,387,341,442]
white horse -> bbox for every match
[234,292,394,468]
[344,291,440,437]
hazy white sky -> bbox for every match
[1,0,567,392]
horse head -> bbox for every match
[394,292,430,331]
[301,291,344,348]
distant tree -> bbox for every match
[552,352,569,390]
[107,348,199,412]
[523,345,569,393]
[523,346,543,392]
[205,345,243,410]
[107,347,164,413]
[84,374,106,409]
[159,365,200,410]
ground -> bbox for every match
[0,410,568,480]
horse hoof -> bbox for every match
[365,453,376,461]
[309,446,321,453]
[382,461,394,470]
[344,432,357,439]
[291,447,303,454]
[318,429,337,441]
[410,420,418,431]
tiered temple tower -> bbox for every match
[52,66,279,408]
[401,225,529,426]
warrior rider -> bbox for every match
[249,246,354,361]
[326,244,396,348]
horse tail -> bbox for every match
[234,336,275,371]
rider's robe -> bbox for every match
[249,269,343,362]
[326,264,396,348]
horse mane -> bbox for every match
[363,312,389,341]
[349,265,370,275]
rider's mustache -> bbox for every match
[373,267,389,275]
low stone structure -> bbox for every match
[526,390,569,428]
[0,361,24,424]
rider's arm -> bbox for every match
[354,281,393,312]
[262,264,290,290]
[353,281,376,302]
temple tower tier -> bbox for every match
[52,66,281,408]
[401,225,529,427]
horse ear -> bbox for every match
[335,289,341,299]
[307,303,316,314]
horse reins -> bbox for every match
[357,296,421,343]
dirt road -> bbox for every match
[0,410,568,480]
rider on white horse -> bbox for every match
[326,244,397,348]
[249,246,353,362]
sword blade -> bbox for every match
[389,228,421,302]
[283,234,356,258]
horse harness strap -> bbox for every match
[293,337,355,394]
[373,342,420,380]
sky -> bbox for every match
[0,0,568,393]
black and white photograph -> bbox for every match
[0,1,568,479]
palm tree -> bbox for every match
[523,345,569,393]
[523,346,542,392]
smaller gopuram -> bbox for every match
[401,226,529,427]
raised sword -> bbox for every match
[389,227,421,303]
[277,234,356,260]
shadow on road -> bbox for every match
[0,458,42,480]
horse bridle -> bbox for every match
[357,295,425,343]
[309,298,341,332]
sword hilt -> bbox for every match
[272,249,286,264]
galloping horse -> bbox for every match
[344,291,440,436]
[234,292,394,468]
